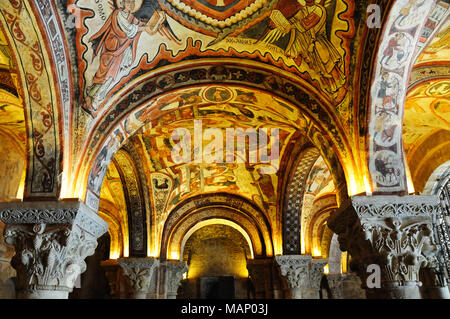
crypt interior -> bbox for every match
[0,0,449,299]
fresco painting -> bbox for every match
[75,0,353,116]
[403,79,450,154]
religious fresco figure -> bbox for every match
[380,33,406,68]
[82,0,177,115]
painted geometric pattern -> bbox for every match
[283,148,319,254]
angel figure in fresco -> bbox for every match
[260,0,346,100]
[83,0,180,115]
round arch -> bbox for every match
[160,193,273,260]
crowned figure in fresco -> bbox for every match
[83,0,166,115]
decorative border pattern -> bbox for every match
[0,201,108,238]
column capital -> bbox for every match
[247,258,274,298]
[0,200,108,238]
[164,260,188,299]
[328,195,440,298]
[0,200,108,298]
[275,255,327,291]
[118,257,159,298]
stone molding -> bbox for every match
[350,195,442,218]
[328,196,439,289]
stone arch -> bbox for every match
[282,147,320,254]
[160,193,273,260]
[408,130,450,194]
[366,0,440,194]
[308,193,337,257]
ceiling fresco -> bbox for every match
[85,85,313,210]
[74,0,353,118]
[0,27,25,201]
[404,17,450,158]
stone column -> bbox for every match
[275,255,327,299]
[0,200,108,299]
[118,257,159,299]
[164,260,188,299]
[328,195,441,299]
[247,258,273,299]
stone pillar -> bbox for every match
[118,257,159,299]
[275,255,327,299]
[0,200,108,299]
[100,259,120,299]
[419,266,450,299]
[328,195,441,299]
[164,260,188,299]
[247,258,273,299]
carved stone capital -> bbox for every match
[328,195,440,297]
[275,255,327,298]
[0,201,108,298]
[118,257,159,299]
[164,260,188,299]
[326,274,345,299]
